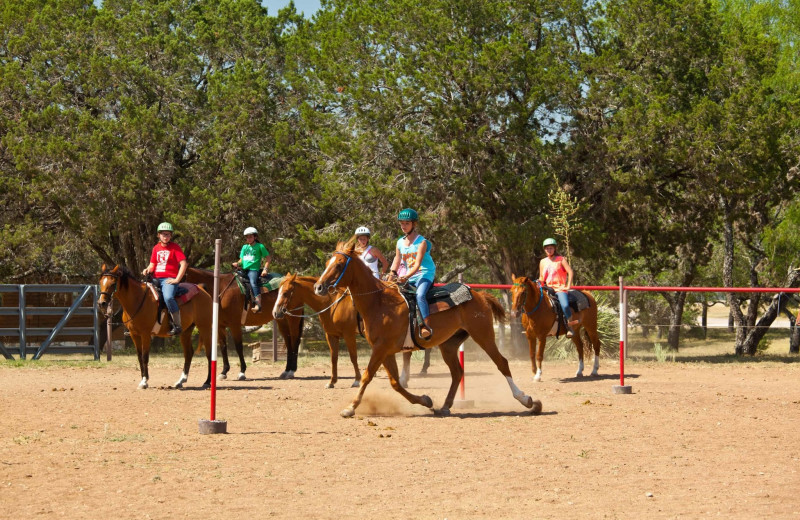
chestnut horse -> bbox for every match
[97,265,212,389]
[184,268,304,380]
[509,275,601,381]
[272,274,361,389]
[314,242,541,417]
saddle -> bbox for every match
[147,282,200,326]
[234,271,284,310]
[399,282,473,349]
[543,287,591,338]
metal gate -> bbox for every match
[0,285,100,360]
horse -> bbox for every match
[272,273,361,389]
[184,268,304,380]
[313,242,541,417]
[509,275,601,381]
[96,265,212,389]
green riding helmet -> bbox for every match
[542,238,557,247]
[398,208,419,221]
[157,222,174,233]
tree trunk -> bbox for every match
[665,291,688,351]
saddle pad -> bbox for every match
[567,290,590,312]
[426,283,473,315]
[176,283,199,304]
[261,274,284,293]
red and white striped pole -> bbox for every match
[613,276,632,394]
[199,239,227,433]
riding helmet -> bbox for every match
[355,226,371,236]
[542,238,557,247]
[398,208,419,221]
[243,226,258,236]
[157,222,174,233]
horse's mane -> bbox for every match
[102,265,138,289]
[336,239,358,256]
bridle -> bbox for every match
[99,270,149,325]
[513,278,544,316]
[326,251,352,292]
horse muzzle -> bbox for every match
[510,309,520,318]
[273,307,285,319]
[313,282,326,296]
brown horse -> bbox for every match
[97,265,212,389]
[313,242,541,417]
[509,275,601,381]
[272,273,361,388]
[184,268,304,380]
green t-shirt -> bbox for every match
[239,242,270,270]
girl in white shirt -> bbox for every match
[353,226,389,279]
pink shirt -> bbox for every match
[540,255,568,292]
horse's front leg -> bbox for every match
[399,351,411,388]
[132,333,149,389]
[341,350,386,417]
[382,353,434,410]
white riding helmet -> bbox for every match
[243,226,258,236]
[355,226,371,236]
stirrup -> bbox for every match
[419,324,433,340]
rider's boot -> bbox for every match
[565,319,575,338]
[253,294,262,313]
[419,318,433,340]
[168,310,182,336]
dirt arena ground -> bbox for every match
[1,351,799,519]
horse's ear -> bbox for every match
[111,265,120,273]
[511,273,515,280]
[101,264,107,272]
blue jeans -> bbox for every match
[245,269,260,298]
[153,278,180,313]
[557,291,572,321]
[409,278,433,320]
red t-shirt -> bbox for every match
[150,242,186,279]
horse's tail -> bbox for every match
[480,292,506,325]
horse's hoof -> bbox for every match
[284,371,295,379]
[278,371,289,379]
[325,382,334,389]
[575,372,584,378]
[350,380,360,388]
[533,375,542,382]
[436,407,451,416]
[218,373,227,380]
[530,400,543,415]
[237,373,246,381]
[340,408,355,418]
[523,395,534,408]
[202,382,211,389]
[174,382,184,389]
[419,369,428,375]
[590,371,599,377]
[420,395,433,409]
[138,383,148,390]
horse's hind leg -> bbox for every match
[325,333,340,389]
[174,324,197,388]
[420,348,431,374]
[572,331,585,378]
[219,326,232,380]
[344,332,361,388]
[586,326,601,376]
[230,325,247,380]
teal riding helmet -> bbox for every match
[398,208,419,221]
[542,238,557,247]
